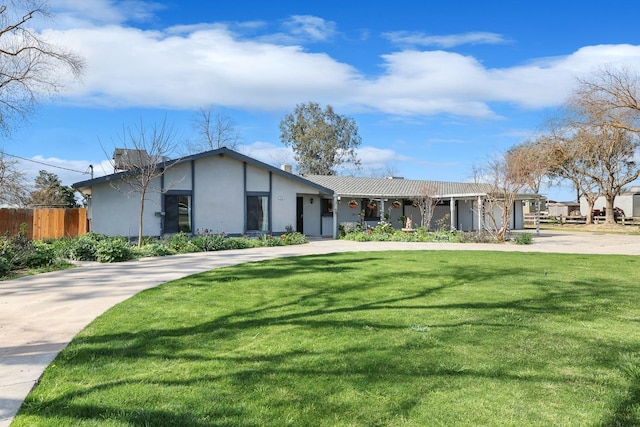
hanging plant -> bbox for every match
[392,200,402,209]
[367,200,377,209]
[348,200,358,208]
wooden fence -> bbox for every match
[524,213,640,226]
[0,208,88,240]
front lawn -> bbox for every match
[14,251,640,426]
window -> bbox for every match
[321,198,333,216]
[247,195,269,231]
[363,199,379,220]
[164,194,191,233]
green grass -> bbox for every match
[13,251,640,426]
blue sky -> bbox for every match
[7,0,640,201]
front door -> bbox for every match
[296,196,304,233]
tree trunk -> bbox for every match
[585,200,595,225]
[138,194,145,248]
[604,196,616,224]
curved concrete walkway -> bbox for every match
[2,230,640,425]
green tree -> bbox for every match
[279,102,361,175]
[29,170,78,207]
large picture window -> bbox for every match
[164,194,192,233]
[247,195,269,232]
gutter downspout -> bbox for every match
[332,193,338,239]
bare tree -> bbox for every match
[411,182,440,230]
[477,153,527,241]
[185,108,241,154]
[0,1,84,134]
[506,138,553,234]
[0,152,28,206]
[106,118,179,247]
[564,68,640,223]
[544,126,601,224]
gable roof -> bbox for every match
[302,175,496,198]
[72,147,333,195]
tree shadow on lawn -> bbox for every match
[17,252,640,425]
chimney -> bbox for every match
[281,164,292,173]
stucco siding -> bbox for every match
[163,162,192,191]
[89,178,162,237]
[246,164,270,192]
[271,175,300,233]
[192,155,244,234]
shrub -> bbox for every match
[165,232,199,253]
[280,232,308,245]
[96,238,135,263]
[0,257,11,277]
[223,237,256,250]
[373,223,395,235]
[458,231,497,244]
[258,234,284,247]
[191,234,226,251]
[66,232,107,261]
[140,242,176,257]
[514,233,533,245]
[20,241,57,268]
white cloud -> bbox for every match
[384,31,509,48]
[37,10,640,121]
[281,15,337,42]
[17,156,111,188]
[49,0,164,28]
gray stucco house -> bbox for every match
[73,148,333,238]
[73,147,528,239]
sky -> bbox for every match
[6,0,640,202]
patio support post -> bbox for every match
[477,195,483,232]
[380,198,385,222]
[535,196,541,236]
[332,193,338,239]
[450,197,455,230]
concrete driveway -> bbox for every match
[2,230,640,426]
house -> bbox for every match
[73,148,531,239]
[72,148,333,238]
[302,175,530,237]
[547,201,581,217]
[580,187,640,218]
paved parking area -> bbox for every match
[2,230,640,425]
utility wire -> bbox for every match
[1,151,91,175]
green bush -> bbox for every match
[140,242,176,257]
[0,236,15,261]
[191,233,226,251]
[280,232,308,245]
[66,232,107,261]
[373,223,394,235]
[165,232,200,253]
[258,234,285,247]
[223,237,256,250]
[20,241,57,268]
[96,238,135,263]
[514,232,533,245]
[0,257,11,277]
